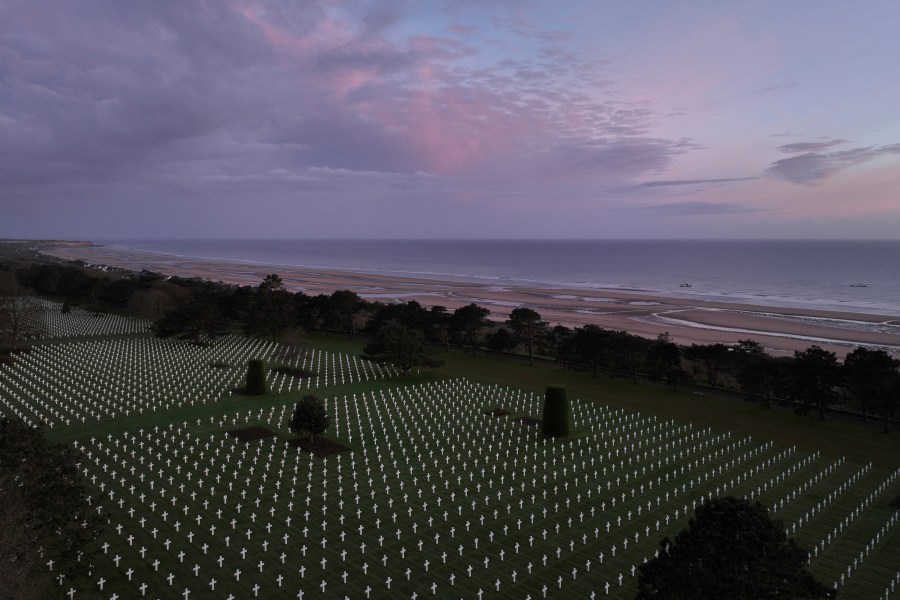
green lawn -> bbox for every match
[3,316,900,599]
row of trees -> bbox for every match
[8,262,899,431]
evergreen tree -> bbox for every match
[289,394,330,442]
[485,327,517,358]
[844,347,900,432]
[0,417,104,595]
[542,385,569,438]
[450,303,490,355]
[506,307,547,365]
[636,496,832,600]
[362,322,443,375]
[788,345,841,420]
[245,359,268,395]
[646,333,689,390]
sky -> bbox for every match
[2,0,900,240]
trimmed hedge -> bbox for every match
[245,359,268,395]
[542,385,569,437]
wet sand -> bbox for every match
[40,244,900,358]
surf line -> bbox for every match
[638,312,900,352]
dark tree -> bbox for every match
[844,347,900,432]
[733,339,778,408]
[683,343,733,389]
[485,327,517,359]
[0,417,104,596]
[429,306,452,352]
[239,274,294,341]
[329,290,363,337]
[153,294,229,343]
[362,322,443,375]
[541,385,569,438]
[609,330,649,384]
[542,324,576,371]
[0,273,45,351]
[788,345,842,420]
[573,324,610,377]
[636,496,832,600]
[450,303,490,355]
[365,301,432,337]
[506,307,547,365]
[245,359,268,395]
[258,273,285,293]
[646,333,689,390]
[289,394,330,442]
[245,283,295,341]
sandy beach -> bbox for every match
[40,244,900,358]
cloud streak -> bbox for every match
[634,201,760,216]
[636,177,757,188]
[768,143,900,185]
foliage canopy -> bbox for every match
[635,496,832,600]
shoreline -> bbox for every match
[39,244,900,358]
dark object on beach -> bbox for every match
[245,359,268,395]
[542,385,569,437]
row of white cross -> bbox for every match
[58,378,898,598]
[28,299,151,339]
[0,334,395,428]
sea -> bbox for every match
[100,239,900,316]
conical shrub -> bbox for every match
[542,385,568,437]
[246,359,268,395]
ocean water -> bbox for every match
[101,239,900,315]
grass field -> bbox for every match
[3,302,899,599]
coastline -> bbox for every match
[39,244,900,358]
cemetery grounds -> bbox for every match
[1,301,899,599]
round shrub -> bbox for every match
[245,359,268,395]
[542,385,569,438]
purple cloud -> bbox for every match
[776,139,848,153]
[637,177,757,188]
[768,143,900,185]
[0,0,695,215]
[635,201,760,216]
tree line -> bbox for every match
[6,261,900,432]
